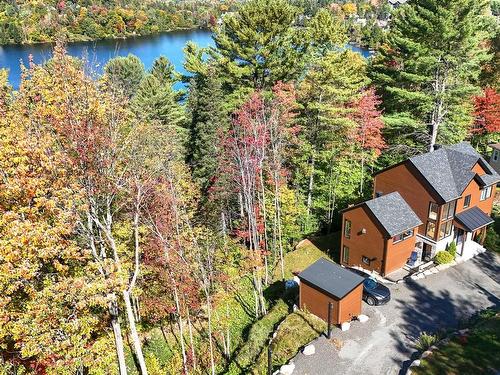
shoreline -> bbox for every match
[0,26,211,48]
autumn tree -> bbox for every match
[15,44,168,374]
[218,93,269,317]
[0,58,115,374]
[213,82,300,311]
[469,87,500,152]
[349,88,386,195]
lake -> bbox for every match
[0,29,371,90]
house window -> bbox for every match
[426,221,436,238]
[441,201,456,221]
[362,256,370,265]
[463,195,471,209]
[428,202,438,220]
[392,229,413,243]
[342,246,349,263]
[439,220,453,240]
[480,186,492,201]
[344,219,351,239]
[494,150,499,161]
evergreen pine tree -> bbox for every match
[104,54,145,97]
[370,0,492,159]
[296,50,369,231]
[212,0,306,91]
[187,68,228,191]
[150,55,177,87]
[132,74,186,143]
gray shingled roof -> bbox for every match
[455,207,493,232]
[364,192,423,236]
[409,142,500,202]
[298,258,364,299]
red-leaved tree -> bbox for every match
[471,88,500,135]
[214,82,298,317]
[470,88,500,151]
[350,87,386,195]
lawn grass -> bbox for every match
[308,232,341,262]
[413,309,500,375]
[252,309,327,374]
[276,232,338,280]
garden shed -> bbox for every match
[298,258,364,325]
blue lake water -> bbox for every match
[0,29,371,89]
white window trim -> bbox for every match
[480,185,492,201]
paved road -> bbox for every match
[292,251,500,375]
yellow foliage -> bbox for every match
[342,3,358,15]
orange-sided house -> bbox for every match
[373,142,499,264]
[340,192,423,276]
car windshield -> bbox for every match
[363,277,378,291]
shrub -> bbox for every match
[447,241,457,258]
[434,251,454,265]
[484,227,500,253]
[415,332,440,351]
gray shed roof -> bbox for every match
[454,207,493,232]
[298,258,364,299]
[409,142,500,202]
[364,192,423,237]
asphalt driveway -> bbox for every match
[292,251,500,375]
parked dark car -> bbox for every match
[347,267,391,306]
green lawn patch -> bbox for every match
[413,309,500,375]
[276,233,338,280]
[252,309,327,374]
[308,232,341,262]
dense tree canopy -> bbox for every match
[0,0,237,45]
[370,0,493,160]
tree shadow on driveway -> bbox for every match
[389,279,477,374]
[468,251,500,284]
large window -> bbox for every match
[344,219,351,238]
[480,186,493,201]
[439,220,453,240]
[441,201,456,221]
[428,202,438,220]
[342,246,349,263]
[426,221,436,238]
[463,194,471,209]
[393,229,413,243]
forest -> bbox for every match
[0,0,499,374]
[0,0,237,45]
[3,0,407,48]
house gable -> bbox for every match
[456,169,495,216]
[341,205,386,274]
[373,161,440,237]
